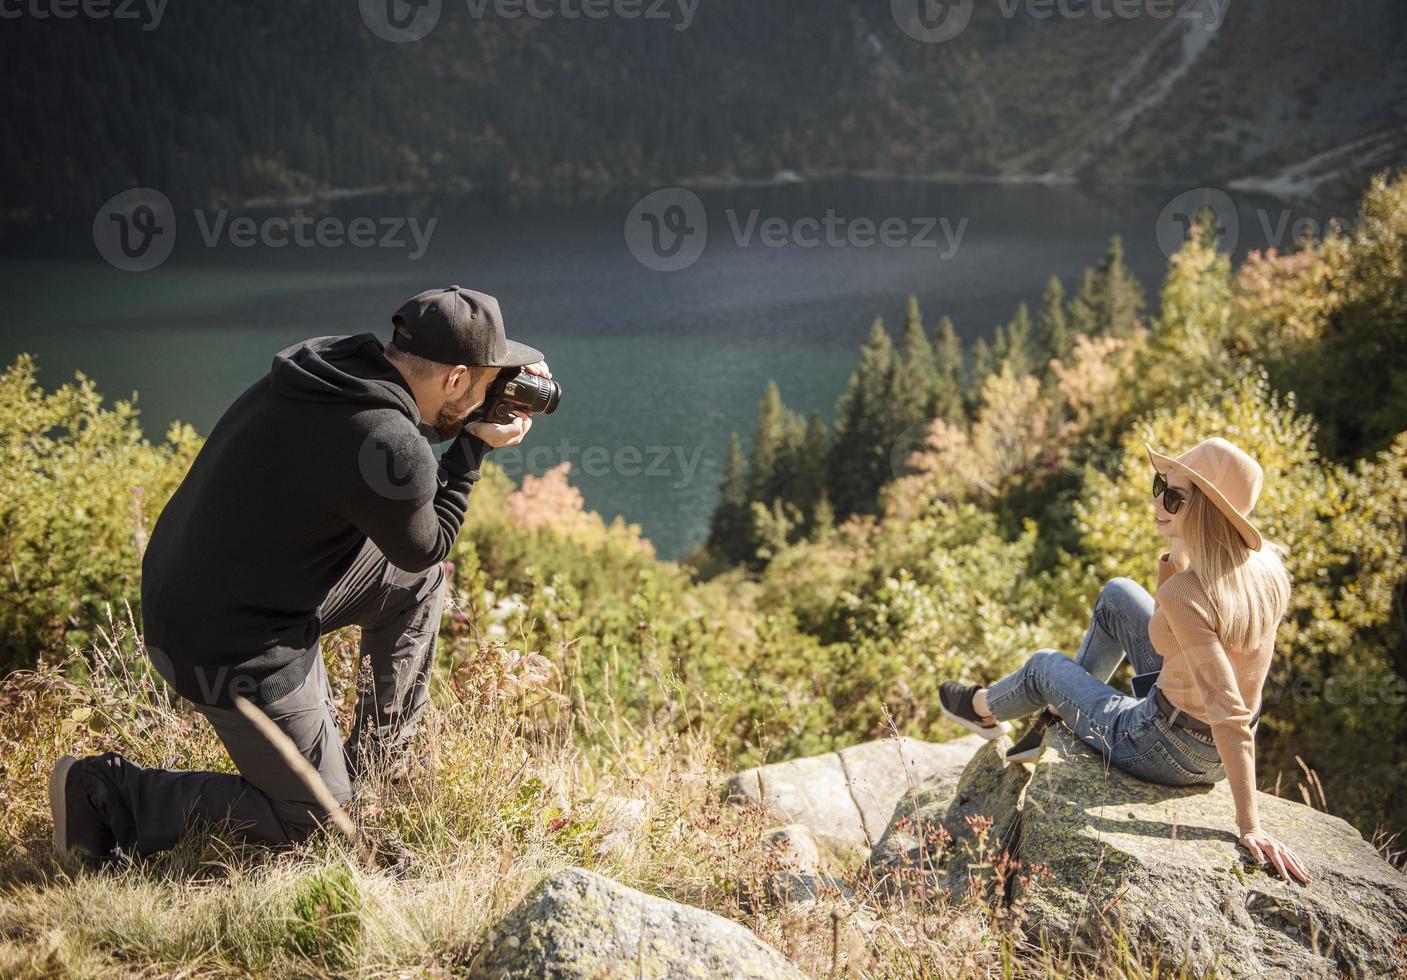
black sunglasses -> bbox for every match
[1152,471,1188,514]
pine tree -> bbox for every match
[966,335,993,407]
[900,296,936,383]
[991,323,1008,365]
[748,382,807,507]
[706,433,750,562]
[1100,236,1146,338]
[1141,210,1235,405]
[827,318,897,517]
[897,295,939,435]
[1037,275,1070,362]
[748,382,789,506]
[1068,267,1101,338]
[776,407,810,508]
[795,409,829,521]
[1003,303,1033,376]
[932,315,965,421]
[1067,237,1146,340]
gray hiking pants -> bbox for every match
[106,539,446,854]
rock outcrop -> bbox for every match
[726,735,986,852]
[467,867,804,979]
[869,734,1029,896]
[869,724,1407,978]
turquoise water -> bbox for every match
[0,179,1317,559]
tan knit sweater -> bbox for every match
[1149,552,1271,835]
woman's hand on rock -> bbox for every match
[1240,829,1311,885]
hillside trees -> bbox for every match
[700,172,1407,842]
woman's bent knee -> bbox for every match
[1021,649,1067,691]
[1102,577,1140,603]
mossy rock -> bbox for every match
[1017,726,1407,978]
[467,867,803,979]
[867,723,1407,977]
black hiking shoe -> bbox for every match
[49,755,120,860]
[938,681,1010,740]
[1005,708,1060,764]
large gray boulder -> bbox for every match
[1018,726,1407,978]
[869,724,1407,978]
[466,867,803,979]
[726,735,986,851]
[868,733,1029,897]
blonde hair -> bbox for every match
[1180,484,1292,649]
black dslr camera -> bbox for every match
[481,367,561,424]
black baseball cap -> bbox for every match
[390,286,542,368]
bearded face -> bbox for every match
[425,366,499,441]
[428,385,481,441]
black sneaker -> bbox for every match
[49,755,119,859]
[1005,708,1059,764]
[939,681,1011,740]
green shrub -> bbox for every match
[0,356,201,667]
[287,863,363,970]
[1234,170,1407,459]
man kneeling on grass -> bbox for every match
[49,286,550,861]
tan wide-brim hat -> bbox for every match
[1145,437,1264,551]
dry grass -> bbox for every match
[0,609,1200,978]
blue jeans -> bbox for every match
[985,578,1226,786]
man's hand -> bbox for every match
[1240,828,1311,885]
[465,361,548,448]
[521,360,552,380]
[467,412,532,448]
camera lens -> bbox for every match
[538,378,561,414]
[486,368,561,422]
[516,373,559,414]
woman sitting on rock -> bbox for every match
[938,437,1310,885]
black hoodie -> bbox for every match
[141,334,490,707]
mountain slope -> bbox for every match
[1,0,1402,220]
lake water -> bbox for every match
[0,179,1335,560]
